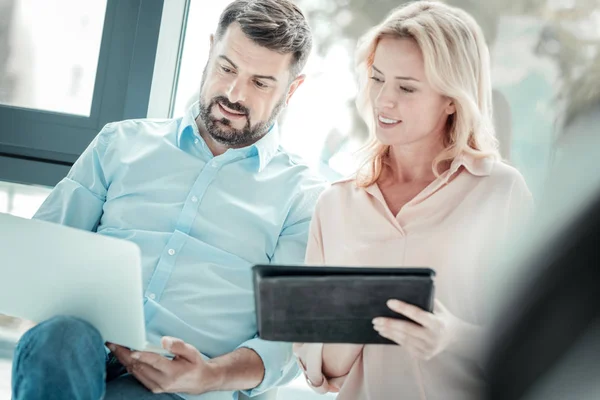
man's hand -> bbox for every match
[108,337,221,395]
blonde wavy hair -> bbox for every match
[354,1,500,187]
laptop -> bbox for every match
[0,212,171,356]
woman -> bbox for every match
[294,2,532,399]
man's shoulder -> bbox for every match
[267,149,329,208]
[101,117,180,140]
[270,148,328,185]
[271,147,310,168]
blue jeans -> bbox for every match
[11,316,180,400]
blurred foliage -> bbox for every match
[296,0,600,144]
[299,0,600,54]
[0,0,16,104]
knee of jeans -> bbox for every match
[16,316,104,359]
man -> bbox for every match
[11,1,325,399]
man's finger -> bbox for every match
[131,351,171,372]
[109,343,135,367]
[162,337,197,363]
[130,362,164,393]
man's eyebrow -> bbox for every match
[218,55,278,82]
[218,55,238,69]
[253,74,277,82]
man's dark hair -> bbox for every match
[215,0,312,79]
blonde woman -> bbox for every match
[294,2,532,399]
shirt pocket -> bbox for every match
[171,229,255,293]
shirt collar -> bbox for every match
[176,101,201,149]
[444,152,494,182]
[177,101,280,172]
[252,123,280,172]
[363,151,494,202]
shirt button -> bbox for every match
[194,138,199,144]
[168,249,175,256]
[191,196,198,203]
[148,293,156,300]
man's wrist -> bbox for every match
[195,347,266,393]
[198,360,226,393]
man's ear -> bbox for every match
[285,74,306,106]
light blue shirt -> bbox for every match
[34,102,327,399]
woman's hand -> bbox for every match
[373,299,467,361]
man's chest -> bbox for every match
[99,151,290,259]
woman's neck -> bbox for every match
[384,138,445,184]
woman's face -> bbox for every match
[369,36,455,149]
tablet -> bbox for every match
[252,265,436,345]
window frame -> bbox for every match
[0,0,166,187]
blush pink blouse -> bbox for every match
[294,154,533,400]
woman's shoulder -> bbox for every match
[478,159,532,201]
[315,176,365,207]
[486,160,528,188]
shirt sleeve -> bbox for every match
[506,173,534,225]
[292,206,329,392]
[293,193,358,394]
[269,178,327,266]
[481,171,536,325]
[238,177,327,397]
[33,123,116,231]
[304,204,325,265]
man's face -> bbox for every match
[198,23,303,147]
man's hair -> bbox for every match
[215,0,312,79]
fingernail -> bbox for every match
[164,337,174,350]
[108,344,116,352]
[387,299,399,307]
[131,352,140,360]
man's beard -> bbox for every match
[198,91,286,148]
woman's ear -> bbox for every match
[445,100,456,115]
